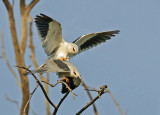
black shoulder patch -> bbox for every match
[54,60,70,71]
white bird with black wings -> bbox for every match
[35,13,120,61]
[32,59,81,94]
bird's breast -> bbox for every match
[53,47,68,60]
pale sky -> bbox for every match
[0,0,160,115]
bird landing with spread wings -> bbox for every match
[35,13,120,61]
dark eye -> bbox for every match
[73,72,76,75]
[73,48,75,51]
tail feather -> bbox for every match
[23,70,35,76]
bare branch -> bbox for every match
[27,0,39,13]
[3,0,21,61]
[1,32,21,88]
[52,92,70,115]
[44,74,51,115]
[23,83,39,115]
[42,79,77,98]
[125,109,128,115]
[76,85,107,115]
[81,80,99,115]
[20,0,39,55]
[106,89,124,115]
[20,0,25,13]
[3,0,30,114]
[3,0,12,11]
[5,94,20,110]
[17,66,57,109]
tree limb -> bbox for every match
[27,0,39,13]
[52,92,70,115]
[42,80,77,99]
[3,0,12,11]
[76,85,107,115]
[81,80,99,115]
[23,83,39,115]
[20,0,39,56]
[106,89,124,115]
[3,1,30,114]
[1,31,21,88]
[44,74,51,115]
[20,0,25,13]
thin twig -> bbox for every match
[52,92,70,115]
[76,85,107,115]
[106,89,124,115]
[16,66,57,108]
[81,80,98,115]
[5,94,20,110]
[1,31,21,88]
[41,80,59,87]
[44,73,51,115]
[23,83,39,115]
[42,79,77,99]
[125,109,128,115]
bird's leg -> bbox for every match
[61,57,69,61]
[62,77,69,82]
[65,77,69,82]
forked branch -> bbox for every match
[42,79,77,99]
[76,85,107,115]
[27,0,39,13]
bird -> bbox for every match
[35,13,120,61]
[31,59,82,93]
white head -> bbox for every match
[66,62,81,79]
[70,67,81,87]
[70,67,81,79]
[67,43,78,54]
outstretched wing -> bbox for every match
[35,14,64,56]
[72,30,120,55]
[34,60,70,74]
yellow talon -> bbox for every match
[61,57,68,61]
[65,77,69,82]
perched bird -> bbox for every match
[35,14,120,60]
[32,59,81,93]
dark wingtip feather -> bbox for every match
[113,30,120,34]
[35,13,52,22]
